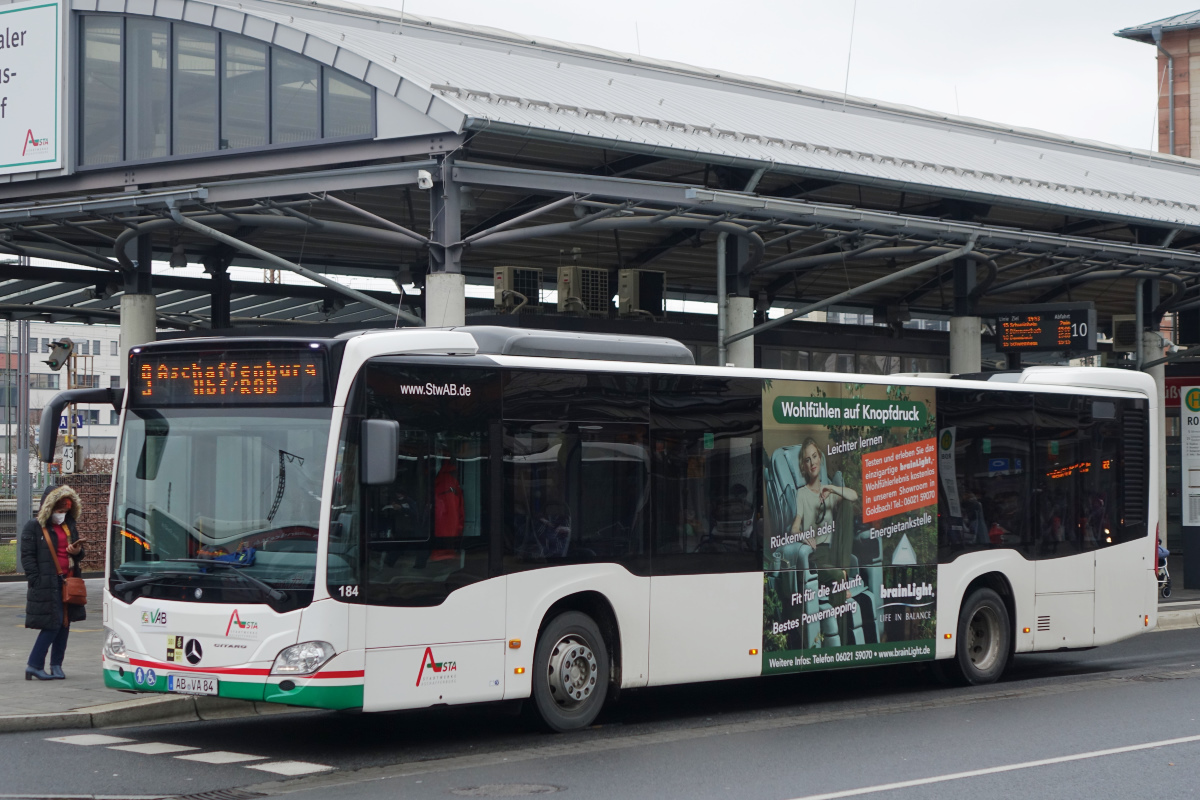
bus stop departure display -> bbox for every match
[996,308,1096,352]
[131,351,328,405]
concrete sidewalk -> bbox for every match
[1,575,1198,734]
[0,579,297,733]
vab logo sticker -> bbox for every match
[1187,388,1200,413]
[140,608,168,626]
[415,647,457,687]
[21,130,49,156]
[225,609,259,640]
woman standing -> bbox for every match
[21,484,85,681]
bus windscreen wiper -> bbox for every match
[163,558,287,601]
[113,571,193,594]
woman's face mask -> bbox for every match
[50,511,67,526]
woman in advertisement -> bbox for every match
[790,437,858,567]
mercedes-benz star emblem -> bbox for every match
[184,638,203,665]
[194,588,203,600]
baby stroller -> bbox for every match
[1157,540,1172,599]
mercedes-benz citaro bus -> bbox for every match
[41,327,1159,732]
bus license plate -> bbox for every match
[168,675,219,695]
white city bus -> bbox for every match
[60,327,1157,731]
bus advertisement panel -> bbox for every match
[761,380,938,674]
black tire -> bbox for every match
[1162,578,1172,599]
[955,588,1011,685]
[531,611,610,732]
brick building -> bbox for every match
[1117,11,1200,157]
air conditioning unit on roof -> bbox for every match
[494,266,542,313]
[557,266,610,316]
[1111,314,1138,353]
[617,269,666,320]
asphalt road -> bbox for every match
[3,629,1200,800]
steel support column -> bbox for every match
[15,319,29,533]
[427,158,465,327]
[950,257,981,374]
[119,235,157,383]
[204,252,234,330]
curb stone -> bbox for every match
[1155,608,1200,632]
[0,694,301,733]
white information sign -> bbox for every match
[0,0,60,175]
[1182,386,1200,527]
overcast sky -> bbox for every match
[379,0,1185,152]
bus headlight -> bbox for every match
[270,641,335,675]
[104,629,128,662]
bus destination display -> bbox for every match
[131,351,327,405]
[996,307,1096,352]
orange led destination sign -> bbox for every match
[995,306,1096,352]
[130,350,328,406]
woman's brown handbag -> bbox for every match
[41,526,87,606]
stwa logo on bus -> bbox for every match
[415,646,457,686]
[1187,388,1200,413]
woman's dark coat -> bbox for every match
[21,484,86,630]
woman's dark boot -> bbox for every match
[49,665,65,679]
[25,666,53,681]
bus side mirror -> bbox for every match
[361,419,399,485]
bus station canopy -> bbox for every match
[3,0,1199,339]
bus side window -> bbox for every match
[363,429,490,606]
[502,421,649,574]
[1035,393,1088,558]
[937,389,1033,562]
[326,363,499,606]
[649,375,762,575]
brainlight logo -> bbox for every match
[21,129,49,156]
[415,646,457,687]
[225,609,259,639]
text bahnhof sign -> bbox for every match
[995,307,1097,352]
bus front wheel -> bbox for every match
[532,612,610,732]
[954,588,1011,685]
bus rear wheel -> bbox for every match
[532,611,610,732]
[955,588,1011,685]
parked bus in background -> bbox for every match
[42,327,1157,732]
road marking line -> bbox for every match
[787,733,1200,800]
[47,734,134,746]
[176,751,268,765]
[236,665,1200,796]
[246,761,335,776]
[109,742,199,755]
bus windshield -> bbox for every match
[110,406,331,608]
